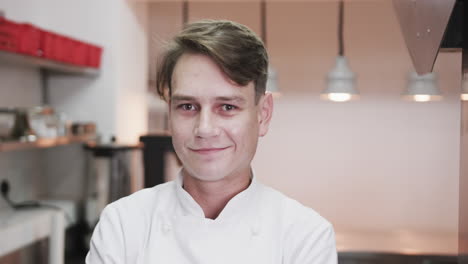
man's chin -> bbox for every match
[183,167,228,182]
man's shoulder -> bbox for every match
[106,181,177,216]
[259,183,333,230]
[256,183,337,262]
[259,183,336,261]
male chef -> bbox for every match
[86,19,337,264]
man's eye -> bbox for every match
[179,104,196,111]
[221,104,237,111]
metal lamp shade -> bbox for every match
[403,72,442,102]
[266,65,280,96]
[461,77,468,101]
[321,56,358,102]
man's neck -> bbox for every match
[182,168,252,220]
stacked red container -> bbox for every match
[18,23,41,56]
[88,45,102,68]
[0,17,20,53]
[56,35,71,63]
[1,16,102,69]
[73,41,88,66]
[40,30,57,60]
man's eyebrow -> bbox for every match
[171,95,196,102]
[171,95,247,104]
[215,96,246,104]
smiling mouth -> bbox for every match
[189,147,230,155]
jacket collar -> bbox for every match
[174,168,259,223]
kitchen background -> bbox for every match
[0,0,463,263]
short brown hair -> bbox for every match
[156,19,268,103]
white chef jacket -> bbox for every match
[86,172,337,264]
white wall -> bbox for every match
[148,0,460,241]
[116,1,149,144]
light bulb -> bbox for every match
[403,72,442,102]
[461,77,468,101]
[413,94,431,102]
[327,93,352,102]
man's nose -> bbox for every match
[194,109,220,138]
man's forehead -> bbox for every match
[171,53,256,101]
[172,53,235,86]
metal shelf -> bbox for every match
[0,135,96,152]
[0,50,99,76]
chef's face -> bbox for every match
[169,53,273,182]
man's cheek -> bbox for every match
[171,116,187,130]
[227,117,257,134]
[172,120,194,143]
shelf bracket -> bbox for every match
[40,69,50,105]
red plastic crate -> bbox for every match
[17,23,41,56]
[41,32,71,63]
[40,30,58,60]
[0,17,20,53]
[72,41,88,66]
[2,17,103,68]
[87,44,102,68]
[55,35,69,63]
[65,37,75,64]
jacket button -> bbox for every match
[251,228,260,236]
[162,223,171,234]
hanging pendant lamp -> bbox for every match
[261,0,280,96]
[462,52,468,101]
[321,0,358,102]
[461,75,468,101]
[403,72,442,102]
[267,66,279,94]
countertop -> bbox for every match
[336,229,458,256]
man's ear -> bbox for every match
[257,92,274,137]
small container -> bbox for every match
[0,108,16,141]
[0,108,37,142]
[29,106,59,139]
[56,112,70,137]
[71,122,96,136]
[10,109,37,142]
